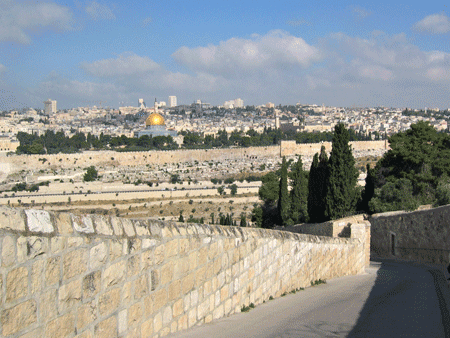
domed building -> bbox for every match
[136,112,177,138]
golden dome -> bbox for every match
[145,112,165,126]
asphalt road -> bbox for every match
[168,260,450,338]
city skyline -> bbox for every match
[0,0,449,110]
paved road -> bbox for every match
[168,260,450,338]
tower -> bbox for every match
[168,96,177,107]
[44,99,57,115]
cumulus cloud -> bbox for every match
[414,13,450,34]
[81,53,161,77]
[85,1,115,21]
[172,30,322,77]
[0,0,73,43]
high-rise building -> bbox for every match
[138,98,146,109]
[44,99,57,115]
[168,96,177,107]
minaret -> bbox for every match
[275,111,280,129]
[154,98,158,112]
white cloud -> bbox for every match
[414,13,450,34]
[426,67,450,81]
[81,53,161,77]
[0,64,6,73]
[358,65,394,81]
[172,30,321,77]
[351,6,371,20]
[85,1,115,21]
[0,0,73,43]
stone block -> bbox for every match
[93,215,113,236]
[0,206,26,232]
[40,289,57,322]
[50,236,64,254]
[160,261,174,286]
[122,218,136,237]
[122,280,133,305]
[95,315,117,338]
[1,300,37,336]
[134,220,150,236]
[165,239,179,259]
[103,260,126,289]
[181,272,195,294]
[109,239,123,262]
[63,249,87,281]
[53,211,73,234]
[89,242,108,270]
[58,279,82,312]
[141,249,153,270]
[45,313,76,338]
[45,256,61,287]
[110,216,124,236]
[127,255,141,278]
[154,244,165,265]
[188,308,196,328]
[25,209,54,233]
[6,266,28,303]
[77,301,97,330]
[118,309,127,334]
[163,305,173,325]
[134,274,148,300]
[153,288,167,312]
[18,236,48,262]
[31,259,44,293]
[82,270,101,299]
[2,236,16,267]
[168,281,181,301]
[98,287,121,316]
[198,247,208,266]
[72,215,94,234]
[213,304,224,320]
[141,318,153,338]
[173,298,184,317]
[128,302,143,328]
[153,312,162,333]
[18,327,43,338]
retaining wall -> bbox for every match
[0,207,367,338]
[370,205,450,264]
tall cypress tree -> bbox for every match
[307,153,320,222]
[325,123,359,220]
[277,156,290,225]
[308,146,329,223]
[290,155,308,223]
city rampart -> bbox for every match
[280,140,388,157]
[370,205,450,264]
[0,207,367,337]
[0,140,387,175]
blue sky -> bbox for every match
[0,0,449,110]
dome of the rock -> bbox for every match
[145,112,165,126]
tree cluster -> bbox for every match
[252,123,360,227]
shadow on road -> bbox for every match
[347,259,450,337]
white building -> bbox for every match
[224,98,244,109]
[168,96,177,107]
[44,99,57,115]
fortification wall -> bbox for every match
[370,205,450,264]
[1,140,387,175]
[2,146,280,173]
[0,207,366,338]
[280,140,387,157]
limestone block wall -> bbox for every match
[282,215,371,267]
[280,140,388,157]
[370,205,450,264]
[0,207,366,338]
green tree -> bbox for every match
[256,172,280,228]
[240,214,247,227]
[83,166,98,182]
[277,157,290,225]
[359,164,375,213]
[230,184,238,196]
[369,178,419,213]
[178,211,184,222]
[308,146,329,222]
[324,123,359,220]
[290,155,308,224]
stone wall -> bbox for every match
[1,140,387,174]
[280,140,387,157]
[282,215,371,267]
[370,205,450,264]
[0,207,367,338]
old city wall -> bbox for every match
[0,207,367,338]
[2,146,280,173]
[280,140,388,157]
[370,205,450,264]
[1,140,388,174]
